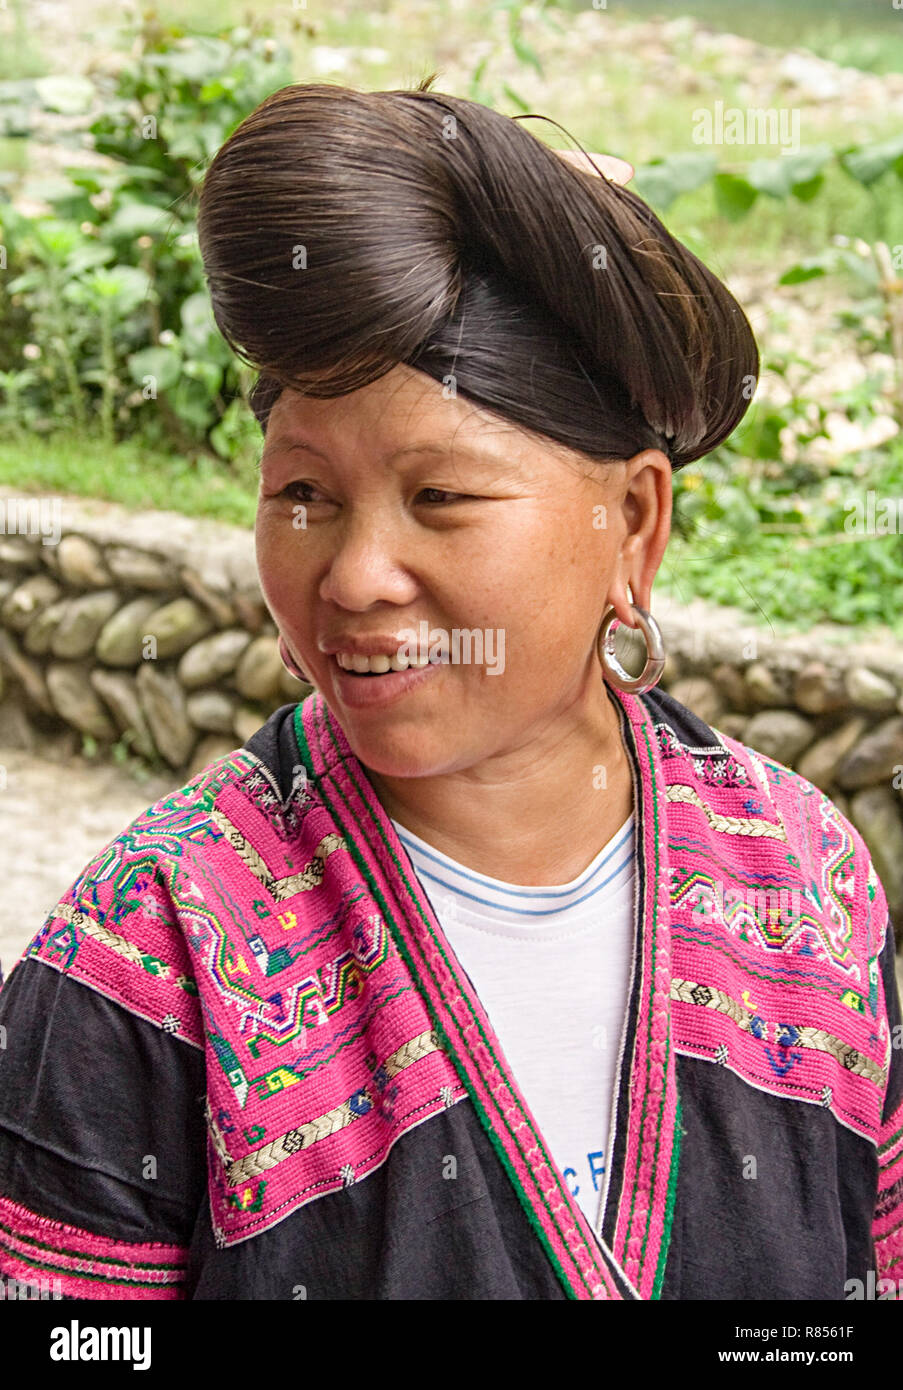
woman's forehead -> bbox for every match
[266,369,536,453]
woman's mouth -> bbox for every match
[328,651,444,707]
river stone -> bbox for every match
[1,573,62,632]
[0,629,53,714]
[104,545,177,591]
[96,596,161,667]
[794,660,849,714]
[0,690,38,750]
[143,598,213,660]
[177,629,252,689]
[234,634,284,703]
[186,733,240,781]
[797,716,868,792]
[848,786,903,919]
[233,592,269,632]
[836,717,903,790]
[711,663,751,713]
[46,662,117,740]
[668,676,724,726]
[179,565,235,628]
[743,661,788,708]
[185,689,240,734]
[56,534,111,588]
[89,669,156,760]
[233,702,267,743]
[136,663,196,768]
[844,666,898,712]
[50,589,121,660]
[742,709,815,766]
[0,536,40,571]
[22,596,69,655]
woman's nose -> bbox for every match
[317,516,419,611]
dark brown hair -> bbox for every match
[197,76,759,472]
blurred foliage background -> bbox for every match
[1,0,903,635]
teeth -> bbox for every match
[335,651,429,673]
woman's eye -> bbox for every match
[417,488,471,504]
[275,483,474,505]
[280,481,325,503]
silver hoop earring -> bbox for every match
[597,604,665,695]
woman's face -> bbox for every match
[255,364,671,779]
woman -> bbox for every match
[0,78,900,1302]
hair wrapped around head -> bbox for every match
[197,77,759,471]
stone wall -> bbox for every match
[1,487,902,939]
[0,489,310,781]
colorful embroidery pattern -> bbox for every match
[662,719,891,1140]
[22,743,469,1248]
[875,1103,903,1276]
[0,1195,186,1300]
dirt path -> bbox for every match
[0,745,174,980]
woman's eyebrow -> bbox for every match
[259,437,498,467]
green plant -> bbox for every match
[0,12,294,461]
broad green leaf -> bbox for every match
[153,39,232,85]
[784,145,833,187]
[779,262,828,285]
[746,158,795,199]
[34,75,95,115]
[745,147,831,201]
[32,219,84,261]
[105,202,174,238]
[790,173,824,203]
[127,347,182,391]
[180,292,217,345]
[182,359,223,394]
[63,244,116,277]
[840,132,903,186]
[67,264,152,313]
[632,153,717,209]
[712,173,757,221]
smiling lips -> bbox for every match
[318,634,441,674]
[334,651,433,673]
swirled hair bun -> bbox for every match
[197,75,759,471]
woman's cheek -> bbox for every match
[255,507,302,621]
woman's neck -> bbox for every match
[362,688,636,888]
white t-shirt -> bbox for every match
[390,812,636,1232]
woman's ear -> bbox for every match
[555,149,634,185]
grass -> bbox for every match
[658,530,903,642]
[0,429,258,527]
[597,0,903,74]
